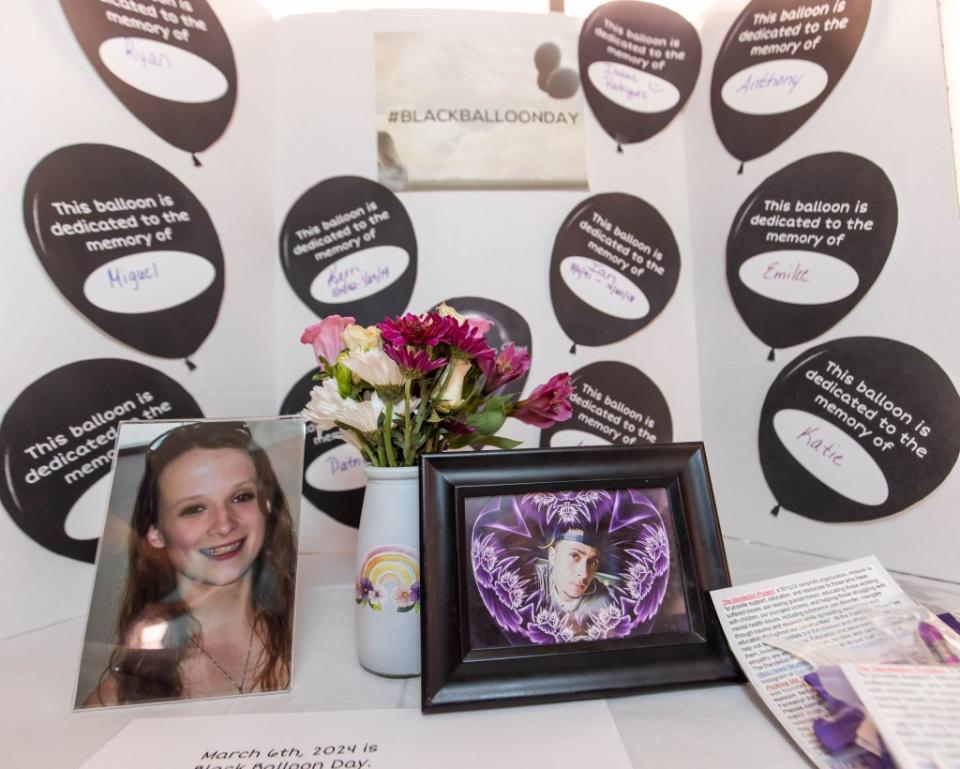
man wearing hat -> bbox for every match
[536,524,615,635]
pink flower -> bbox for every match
[479,343,531,393]
[384,343,448,376]
[301,315,355,365]
[378,313,447,347]
[511,373,574,428]
[466,316,494,336]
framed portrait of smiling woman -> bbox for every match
[74,417,305,709]
[419,444,742,712]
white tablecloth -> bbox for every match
[3,539,958,769]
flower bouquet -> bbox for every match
[300,305,574,466]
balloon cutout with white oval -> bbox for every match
[711,0,870,167]
[727,153,896,358]
[579,1,701,149]
[279,176,417,325]
[60,0,236,161]
[540,361,672,449]
[0,359,203,562]
[759,337,960,523]
[550,193,680,348]
[434,296,533,400]
[23,145,225,366]
[279,369,365,528]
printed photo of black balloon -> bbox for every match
[579,1,701,150]
[727,153,897,359]
[435,296,533,399]
[23,144,225,368]
[280,369,366,529]
[534,42,581,99]
[711,0,870,170]
[0,359,203,563]
[759,337,960,523]
[551,193,680,349]
[540,361,672,449]
[60,0,236,164]
[279,176,417,326]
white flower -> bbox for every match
[437,359,472,410]
[336,392,385,434]
[343,348,405,388]
[342,324,382,352]
[302,379,347,431]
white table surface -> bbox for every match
[3,539,958,769]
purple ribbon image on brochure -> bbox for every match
[468,488,675,645]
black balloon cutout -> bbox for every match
[23,144,225,365]
[534,41,580,98]
[0,359,203,562]
[540,361,672,449]
[759,337,960,523]
[280,370,365,529]
[711,0,870,166]
[726,152,897,356]
[60,0,237,160]
[550,193,680,348]
[279,176,417,325]
[579,1,701,149]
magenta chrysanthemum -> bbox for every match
[442,318,496,363]
[378,313,447,347]
[383,343,448,375]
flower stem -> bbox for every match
[403,379,413,465]
[382,399,397,467]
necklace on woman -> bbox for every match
[195,623,257,693]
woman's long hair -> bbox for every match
[104,421,297,704]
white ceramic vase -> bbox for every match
[354,464,421,677]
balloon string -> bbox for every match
[771,504,780,516]
[737,162,744,175]
[569,342,577,354]
[767,348,776,361]
[616,143,623,154]
[185,358,197,371]
[192,153,202,167]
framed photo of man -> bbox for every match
[419,444,741,712]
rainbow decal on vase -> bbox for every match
[356,544,420,613]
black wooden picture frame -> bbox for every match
[419,443,742,713]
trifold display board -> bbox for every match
[0,0,957,640]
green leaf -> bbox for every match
[469,435,523,450]
[466,408,506,436]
